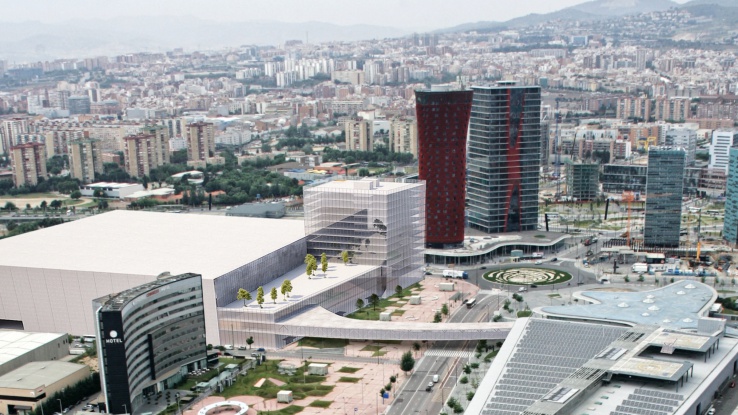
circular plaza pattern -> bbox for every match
[484,267,572,285]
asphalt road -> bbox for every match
[388,293,504,415]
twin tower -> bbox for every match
[416,83,542,248]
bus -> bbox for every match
[466,298,477,309]
[82,335,96,343]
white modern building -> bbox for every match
[708,129,738,173]
[79,182,144,199]
[466,281,737,415]
[304,178,426,290]
[0,210,307,345]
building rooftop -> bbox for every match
[536,280,716,330]
[221,263,378,312]
[0,210,306,280]
[306,178,421,194]
[82,182,141,189]
[0,361,87,390]
[468,318,735,415]
[0,331,65,369]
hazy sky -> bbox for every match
[6,0,692,30]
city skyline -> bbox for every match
[3,0,693,31]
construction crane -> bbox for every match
[622,191,635,248]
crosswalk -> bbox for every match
[424,349,474,358]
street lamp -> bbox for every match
[57,399,63,415]
[122,404,128,415]
[175,393,181,415]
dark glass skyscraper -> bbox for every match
[467,83,542,234]
[644,147,685,248]
[724,146,738,245]
[415,89,473,248]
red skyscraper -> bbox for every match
[415,90,473,248]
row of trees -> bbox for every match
[321,146,414,165]
[236,280,294,308]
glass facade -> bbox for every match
[602,164,647,194]
[213,240,307,307]
[95,273,207,414]
[415,90,473,248]
[303,178,425,291]
[644,147,685,248]
[566,162,599,200]
[467,84,542,234]
[217,267,384,349]
[724,147,738,245]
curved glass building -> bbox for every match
[94,273,207,414]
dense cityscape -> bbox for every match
[2,1,738,415]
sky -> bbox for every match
[3,0,693,30]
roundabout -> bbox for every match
[484,267,572,285]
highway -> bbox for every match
[388,293,505,415]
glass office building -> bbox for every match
[566,161,599,200]
[467,83,542,233]
[724,147,738,245]
[644,147,686,248]
[94,273,207,414]
[601,164,648,194]
[303,177,425,290]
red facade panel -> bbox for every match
[415,90,473,247]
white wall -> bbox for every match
[0,266,154,335]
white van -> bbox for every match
[432,374,439,383]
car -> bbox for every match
[238,346,247,350]
[518,287,528,292]
[551,258,558,262]
[480,266,487,270]
[425,271,432,275]
[63,408,70,413]
[428,381,434,388]
[530,284,538,288]
[257,347,266,352]
[584,264,590,268]
[432,374,439,383]
[224,344,234,350]
[426,385,432,392]
[535,260,542,265]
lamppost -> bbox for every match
[57,399,63,415]
[122,404,128,415]
[175,393,180,415]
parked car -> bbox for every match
[256,347,266,352]
[535,261,542,265]
[551,258,558,262]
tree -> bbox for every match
[441,303,449,318]
[280,280,292,300]
[70,190,82,200]
[50,200,63,209]
[341,251,350,265]
[395,285,404,298]
[256,286,265,308]
[412,342,421,357]
[356,298,365,311]
[261,143,272,153]
[40,200,47,211]
[236,288,252,306]
[306,258,317,278]
[434,311,442,323]
[270,287,278,304]
[246,336,254,349]
[400,351,415,375]
[3,201,17,211]
[320,252,328,274]
[369,293,380,311]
